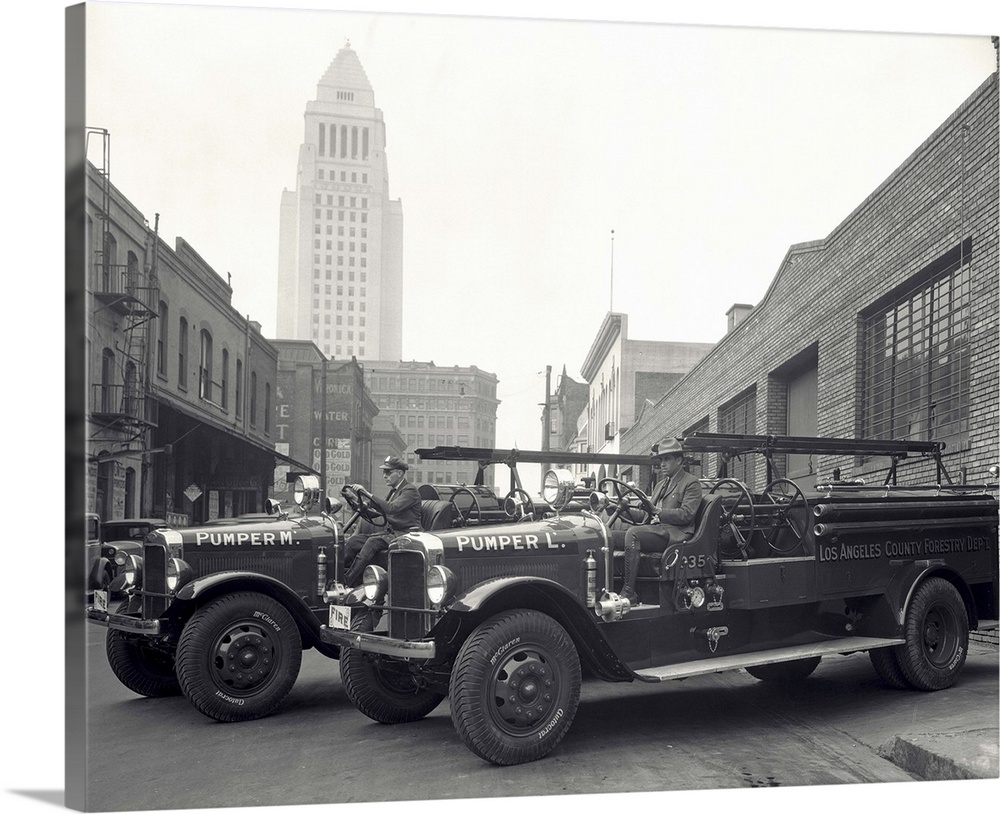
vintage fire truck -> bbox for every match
[321,434,999,766]
[85,474,531,722]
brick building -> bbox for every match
[85,146,309,525]
[619,74,998,491]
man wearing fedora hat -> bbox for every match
[619,437,703,604]
[342,455,422,587]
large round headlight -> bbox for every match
[294,475,321,509]
[122,554,143,588]
[166,558,194,592]
[362,565,388,602]
[542,469,576,511]
[426,565,458,607]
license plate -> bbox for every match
[328,604,356,630]
[94,590,109,613]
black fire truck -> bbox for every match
[321,434,999,766]
[85,474,532,722]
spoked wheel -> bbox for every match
[450,609,581,765]
[595,478,655,526]
[449,486,483,527]
[761,478,809,554]
[708,479,756,559]
[897,577,968,691]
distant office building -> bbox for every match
[276,42,403,362]
[365,361,500,489]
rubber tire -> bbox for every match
[106,630,182,698]
[745,656,821,683]
[450,609,581,765]
[897,577,968,691]
[869,647,911,690]
[175,592,302,722]
[340,612,446,723]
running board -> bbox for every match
[632,636,905,682]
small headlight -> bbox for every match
[426,565,458,607]
[166,558,194,592]
[362,565,388,602]
[123,554,143,588]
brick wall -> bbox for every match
[622,74,999,490]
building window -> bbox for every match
[221,349,229,410]
[100,348,115,412]
[235,359,243,418]
[264,383,271,433]
[157,301,168,377]
[178,317,188,389]
[861,242,972,448]
[199,329,213,401]
[719,388,757,487]
[250,371,258,426]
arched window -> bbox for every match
[235,359,243,418]
[157,302,168,377]
[100,349,115,412]
[250,372,258,426]
[264,383,271,433]
[199,329,213,401]
[126,250,139,296]
[221,349,229,410]
[102,231,117,292]
[123,361,137,417]
[178,317,188,388]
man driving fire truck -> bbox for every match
[342,455,422,586]
[618,437,703,604]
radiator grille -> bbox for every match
[457,561,560,586]
[141,541,168,619]
[195,555,293,585]
[388,550,428,640]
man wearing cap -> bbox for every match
[619,437,703,605]
[342,455,422,587]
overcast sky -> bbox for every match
[80,0,997,476]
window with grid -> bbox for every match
[860,243,971,449]
[718,390,756,486]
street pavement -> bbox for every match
[843,640,998,781]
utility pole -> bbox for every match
[541,364,552,492]
[321,355,328,497]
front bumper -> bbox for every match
[86,606,162,635]
[320,625,436,659]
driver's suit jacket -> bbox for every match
[650,468,703,535]
[372,478,422,533]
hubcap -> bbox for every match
[212,622,277,693]
[922,605,957,667]
[489,647,559,736]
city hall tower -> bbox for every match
[277,42,403,361]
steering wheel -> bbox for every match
[503,488,535,521]
[596,478,656,526]
[708,478,757,559]
[761,478,809,554]
[448,486,483,528]
[340,484,389,528]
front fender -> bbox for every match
[858,559,975,637]
[436,576,633,682]
[174,571,331,652]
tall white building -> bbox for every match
[277,42,403,362]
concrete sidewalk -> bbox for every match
[860,641,999,781]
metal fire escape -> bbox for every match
[86,128,161,456]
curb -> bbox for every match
[880,734,1000,781]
